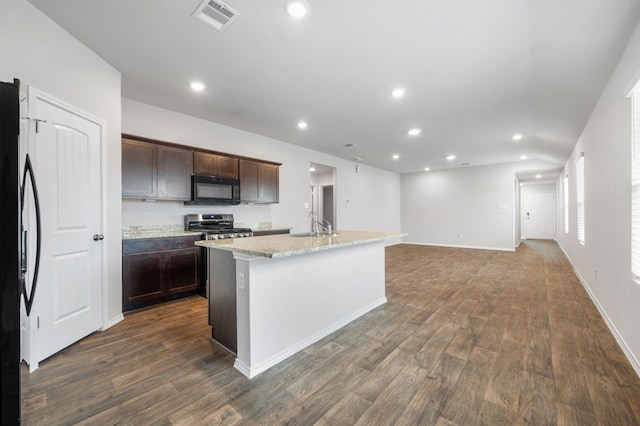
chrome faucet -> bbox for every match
[308,211,331,236]
[308,211,319,235]
[318,218,332,236]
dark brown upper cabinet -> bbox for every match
[193,151,239,179]
[122,137,193,201]
[239,159,279,204]
[123,134,280,203]
[157,145,193,200]
[122,138,157,198]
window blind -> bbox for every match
[631,83,640,282]
[577,155,585,245]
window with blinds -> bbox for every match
[564,174,569,234]
[631,81,640,282]
[577,154,585,245]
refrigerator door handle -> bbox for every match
[20,153,41,316]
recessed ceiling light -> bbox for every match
[190,81,205,92]
[310,166,316,172]
[391,88,405,98]
[284,0,309,17]
[424,167,430,172]
[446,155,456,160]
[297,121,308,130]
[520,155,528,160]
[512,134,523,141]
[408,128,421,136]
[392,154,400,160]
[535,174,541,179]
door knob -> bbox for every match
[93,234,104,241]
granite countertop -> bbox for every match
[122,222,293,240]
[122,225,203,240]
[195,230,406,258]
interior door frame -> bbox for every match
[321,184,335,228]
[21,87,107,371]
[522,190,556,240]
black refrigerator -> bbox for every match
[0,79,40,425]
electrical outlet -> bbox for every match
[237,272,245,290]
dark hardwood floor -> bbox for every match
[21,240,640,425]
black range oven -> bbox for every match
[185,213,252,240]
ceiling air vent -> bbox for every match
[192,0,239,32]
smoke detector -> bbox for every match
[192,0,239,32]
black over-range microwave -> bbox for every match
[185,174,241,205]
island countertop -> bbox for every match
[195,230,406,258]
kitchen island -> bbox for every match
[196,230,405,378]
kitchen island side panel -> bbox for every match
[208,249,237,354]
[232,241,386,378]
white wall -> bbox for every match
[311,171,335,188]
[122,99,402,234]
[0,0,123,325]
[557,20,640,374]
[401,162,520,251]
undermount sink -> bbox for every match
[289,232,339,238]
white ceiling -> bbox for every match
[28,0,640,178]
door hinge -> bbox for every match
[21,117,47,133]
[37,316,40,329]
[34,118,46,133]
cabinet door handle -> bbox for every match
[93,234,104,241]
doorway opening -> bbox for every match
[310,163,337,231]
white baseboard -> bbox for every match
[104,313,124,330]
[234,297,387,379]
[557,244,640,378]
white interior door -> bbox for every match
[28,92,103,364]
[524,191,556,239]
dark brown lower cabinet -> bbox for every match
[123,235,203,312]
